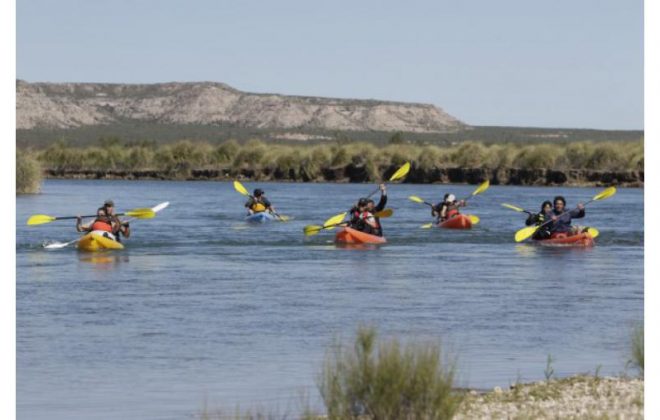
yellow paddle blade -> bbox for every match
[389,162,410,182]
[421,223,434,229]
[501,203,525,212]
[586,227,599,239]
[27,214,57,226]
[233,180,249,196]
[408,195,425,204]
[472,180,490,196]
[303,225,324,236]
[593,186,616,201]
[515,225,538,243]
[323,212,347,229]
[374,208,393,218]
[124,208,156,219]
[468,215,480,225]
[275,214,291,222]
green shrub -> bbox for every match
[16,150,42,194]
[319,326,462,420]
[451,142,486,168]
[631,323,644,376]
[586,143,627,170]
[513,144,557,169]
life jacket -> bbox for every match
[91,219,113,232]
[251,202,266,213]
[360,211,379,228]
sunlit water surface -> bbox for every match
[17,180,643,419]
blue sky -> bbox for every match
[17,0,643,129]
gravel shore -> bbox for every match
[455,375,643,419]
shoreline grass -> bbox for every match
[26,139,643,176]
[16,150,42,194]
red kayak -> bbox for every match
[335,227,387,245]
[438,214,472,229]
[534,232,595,247]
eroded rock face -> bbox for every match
[16,80,465,133]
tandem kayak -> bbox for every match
[533,232,595,247]
[335,227,387,245]
[77,230,124,252]
[245,212,275,223]
[438,214,472,229]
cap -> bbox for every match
[104,199,115,207]
[447,194,456,202]
[253,189,264,196]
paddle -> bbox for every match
[366,162,410,198]
[303,209,394,236]
[586,227,599,239]
[501,203,534,215]
[233,180,290,221]
[28,208,155,226]
[42,202,169,249]
[514,187,616,242]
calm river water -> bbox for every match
[16,180,643,419]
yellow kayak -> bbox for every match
[77,230,124,252]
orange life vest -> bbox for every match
[91,220,113,232]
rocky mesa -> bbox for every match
[16,80,465,133]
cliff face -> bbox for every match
[16,80,465,133]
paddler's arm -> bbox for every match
[120,221,131,238]
[570,203,586,218]
[75,216,87,232]
[375,184,387,211]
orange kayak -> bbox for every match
[335,227,387,245]
[534,232,595,247]
[439,214,472,229]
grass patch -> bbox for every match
[630,323,644,376]
[30,138,644,177]
[16,150,42,194]
[319,326,462,419]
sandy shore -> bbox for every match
[455,375,643,419]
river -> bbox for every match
[16,180,644,419]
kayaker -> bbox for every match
[76,200,130,240]
[525,200,553,240]
[348,198,370,232]
[432,194,466,222]
[245,189,275,215]
[548,196,585,236]
[365,184,387,236]
[103,200,130,240]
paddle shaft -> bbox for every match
[57,212,133,221]
[534,203,588,231]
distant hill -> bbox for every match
[15,80,642,147]
[16,80,465,133]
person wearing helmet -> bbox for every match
[525,200,553,240]
[432,193,466,223]
[548,195,585,236]
[245,188,275,215]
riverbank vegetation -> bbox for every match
[200,325,644,419]
[26,138,643,176]
[16,150,42,194]
[319,326,461,419]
